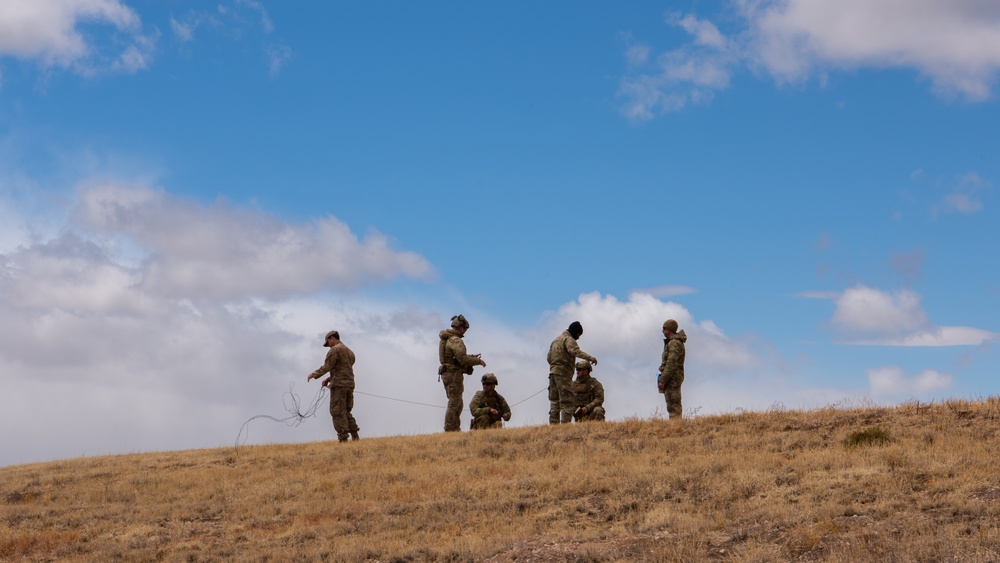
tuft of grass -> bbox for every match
[843,426,892,448]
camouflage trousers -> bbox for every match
[470,414,504,430]
[441,371,465,432]
[551,374,575,424]
[662,374,684,419]
[329,386,359,441]
[574,405,606,422]
[548,373,560,424]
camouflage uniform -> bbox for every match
[659,323,687,419]
[572,364,605,422]
[439,320,484,432]
[310,340,359,441]
[469,389,511,430]
[547,329,597,424]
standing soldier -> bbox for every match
[439,314,486,432]
[657,319,688,419]
[547,321,597,424]
[469,373,511,430]
[572,361,605,422]
[307,330,360,442]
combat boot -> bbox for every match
[350,431,360,441]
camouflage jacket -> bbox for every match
[311,342,356,389]
[573,376,604,413]
[439,329,480,375]
[470,390,511,422]
[547,330,597,378]
[659,330,687,382]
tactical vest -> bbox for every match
[574,380,594,407]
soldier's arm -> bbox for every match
[448,337,483,368]
[565,337,597,363]
[589,381,605,412]
[469,392,489,417]
[308,349,336,379]
[664,340,683,378]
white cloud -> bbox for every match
[638,284,696,298]
[621,1,1000,119]
[266,43,292,78]
[829,285,998,346]
[868,365,953,397]
[745,0,1000,100]
[69,182,434,300]
[935,172,990,215]
[0,0,153,74]
[833,285,929,334]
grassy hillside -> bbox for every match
[4,398,1000,562]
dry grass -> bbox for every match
[5,398,1000,561]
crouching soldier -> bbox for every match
[572,361,605,422]
[470,373,511,430]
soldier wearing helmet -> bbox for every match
[546,321,598,424]
[657,319,687,419]
[469,373,511,430]
[438,314,487,432]
[307,330,360,442]
[572,361,605,422]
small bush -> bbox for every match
[843,426,891,448]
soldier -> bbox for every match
[439,314,486,432]
[572,361,605,422]
[307,330,360,442]
[547,321,598,424]
[657,319,687,419]
[469,373,511,430]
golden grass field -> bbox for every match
[4,398,1000,562]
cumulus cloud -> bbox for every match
[828,284,998,346]
[69,183,434,300]
[621,1,1000,119]
[867,365,953,398]
[934,172,990,216]
[0,0,154,74]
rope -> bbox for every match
[236,382,552,451]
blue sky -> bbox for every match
[1,0,998,467]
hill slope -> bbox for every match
[4,399,1000,562]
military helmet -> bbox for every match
[451,314,470,329]
[662,319,679,332]
[575,361,593,373]
[481,373,498,385]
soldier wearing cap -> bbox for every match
[307,330,360,442]
[438,314,487,432]
[547,321,598,424]
[469,373,511,430]
[572,361,605,422]
[657,319,688,419]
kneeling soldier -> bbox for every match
[470,373,511,430]
[573,361,605,422]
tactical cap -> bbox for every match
[323,330,340,347]
[575,361,593,372]
[481,373,498,385]
[662,319,679,332]
[451,314,470,329]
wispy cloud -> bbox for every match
[621,1,1000,119]
[934,172,990,216]
[0,0,154,75]
[867,365,953,397]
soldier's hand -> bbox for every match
[321,377,332,388]
[592,358,598,366]
[480,359,487,367]
[307,373,315,381]
[490,408,498,415]
[502,412,511,421]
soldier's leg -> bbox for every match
[548,373,560,424]
[664,377,683,419]
[590,406,606,421]
[329,387,350,441]
[470,414,489,430]
[556,375,575,424]
[345,390,360,440]
[442,372,464,432]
